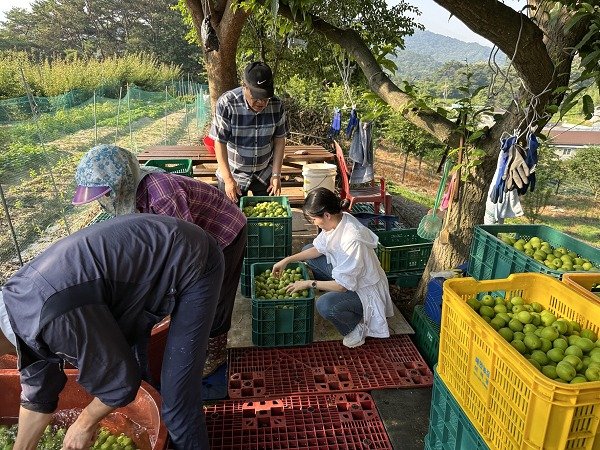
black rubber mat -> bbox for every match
[371,387,432,450]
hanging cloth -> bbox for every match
[328,108,342,138]
[348,120,374,184]
[345,107,358,139]
[484,136,524,224]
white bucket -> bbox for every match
[302,163,337,197]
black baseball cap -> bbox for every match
[243,61,274,99]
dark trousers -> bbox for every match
[210,224,247,337]
[160,244,224,449]
[218,176,270,203]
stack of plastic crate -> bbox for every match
[374,228,433,288]
[239,196,293,298]
[435,273,600,449]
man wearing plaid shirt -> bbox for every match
[209,61,288,203]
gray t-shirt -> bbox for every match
[2,213,220,413]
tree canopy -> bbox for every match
[0,0,202,74]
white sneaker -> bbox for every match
[343,323,365,348]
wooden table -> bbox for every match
[136,144,334,165]
[137,144,335,205]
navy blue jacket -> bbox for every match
[2,214,219,413]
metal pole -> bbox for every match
[127,84,133,150]
[115,85,123,145]
[93,91,98,145]
[0,183,23,266]
[164,86,168,145]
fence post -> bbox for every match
[0,183,23,266]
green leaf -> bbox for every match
[581,49,600,68]
[467,129,485,142]
[582,95,595,120]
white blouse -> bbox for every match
[313,213,394,338]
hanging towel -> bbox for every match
[328,108,342,138]
[484,138,524,224]
[345,107,358,139]
[349,120,374,184]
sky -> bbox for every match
[0,0,521,46]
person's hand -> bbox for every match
[272,260,288,277]
[285,280,312,294]
[61,420,98,450]
[224,178,241,203]
[268,176,281,196]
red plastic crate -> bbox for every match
[228,335,432,398]
[205,392,393,449]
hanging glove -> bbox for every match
[328,108,342,138]
[345,107,358,138]
[490,136,514,204]
[526,133,539,192]
[504,143,530,191]
[201,15,220,53]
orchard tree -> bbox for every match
[181,0,419,107]
[567,146,600,199]
[182,0,599,302]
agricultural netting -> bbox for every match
[0,83,210,283]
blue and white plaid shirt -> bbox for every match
[209,87,288,190]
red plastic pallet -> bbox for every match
[205,392,393,449]
[228,335,432,398]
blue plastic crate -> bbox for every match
[424,278,444,325]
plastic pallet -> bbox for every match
[205,392,393,450]
[228,335,432,399]
[426,367,489,450]
[411,305,440,368]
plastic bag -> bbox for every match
[201,15,220,53]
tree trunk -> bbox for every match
[185,0,250,110]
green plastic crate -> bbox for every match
[240,196,293,260]
[144,158,193,177]
[86,212,114,227]
[425,366,489,450]
[376,229,433,274]
[390,270,424,288]
[250,261,315,347]
[240,257,257,298]
[469,224,600,281]
[411,305,440,368]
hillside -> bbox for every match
[393,30,507,80]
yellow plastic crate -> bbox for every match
[437,273,600,450]
[563,273,600,306]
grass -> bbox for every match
[387,181,435,209]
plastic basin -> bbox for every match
[0,370,167,449]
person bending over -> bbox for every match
[72,144,247,376]
[0,214,224,449]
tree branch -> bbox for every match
[432,0,554,95]
[276,2,461,147]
